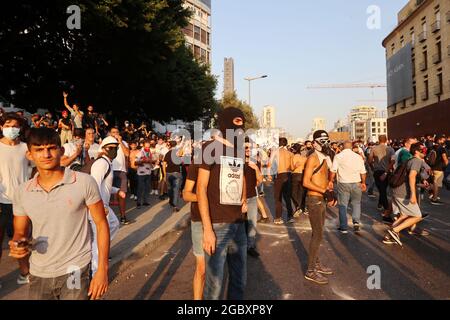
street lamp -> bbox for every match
[244,75,268,108]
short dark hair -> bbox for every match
[410,142,422,156]
[279,137,288,147]
[0,112,25,127]
[26,128,61,150]
[73,128,85,138]
[378,135,387,143]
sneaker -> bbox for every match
[387,229,402,246]
[304,270,328,285]
[430,199,444,205]
[129,194,135,199]
[353,222,361,232]
[154,190,159,196]
[258,191,265,197]
[408,228,430,236]
[173,207,180,213]
[377,204,384,211]
[136,203,142,209]
[273,218,283,225]
[303,209,309,216]
[315,263,333,275]
[293,209,302,218]
[287,217,295,224]
[150,190,154,195]
[17,273,30,285]
[338,227,348,234]
[382,234,397,245]
[258,217,270,224]
[247,247,260,258]
[120,217,130,225]
[368,193,376,198]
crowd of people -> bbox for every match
[0,97,449,299]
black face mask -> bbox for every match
[217,107,245,139]
[105,148,118,160]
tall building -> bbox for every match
[312,118,326,132]
[382,0,450,139]
[182,0,211,64]
[348,106,377,122]
[348,106,388,141]
[261,106,276,128]
[223,57,234,96]
[368,117,388,142]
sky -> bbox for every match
[211,0,409,139]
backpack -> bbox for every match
[87,157,112,181]
[389,158,412,188]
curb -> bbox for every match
[109,212,191,278]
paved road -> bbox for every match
[104,184,450,300]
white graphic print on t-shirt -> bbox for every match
[219,156,244,205]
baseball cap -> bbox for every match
[313,130,329,141]
[100,136,119,149]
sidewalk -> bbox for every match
[0,195,191,300]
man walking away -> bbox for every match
[329,141,367,234]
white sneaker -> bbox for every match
[150,190,154,195]
[154,190,159,196]
[17,274,30,285]
[130,194,135,199]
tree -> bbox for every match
[0,0,216,123]
[219,92,260,130]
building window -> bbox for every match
[438,73,443,95]
[411,31,415,46]
[194,26,201,41]
[412,85,417,104]
[183,23,193,38]
[194,45,201,59]
[207,32,210,46]
[424,79,429,100]
[201,29,207,44]
[372,122,376,127]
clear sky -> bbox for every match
[211,0,409,139]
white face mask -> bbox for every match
[2,127,21,140]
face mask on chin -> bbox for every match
[2,127,21,140]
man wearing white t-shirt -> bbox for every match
[85,128,100,160]
[109,127,130,225]
[0,112,32,286]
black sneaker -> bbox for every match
[338,227,348,234]
[173,207,180,212]
[136,203,142,209]
[247,247,260,258]
[377,204,384,211]
[382,216,394,224]
[120,217,130,225]
[430,199,444,205]
[382,234,397,245]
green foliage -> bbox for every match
[0,0,216,123]
[219,92,260,130]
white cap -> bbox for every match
[100,136,119,149]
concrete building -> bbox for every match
[347,106,388,141]
[312,118,326,132]
[368,117,388,142]
[183,0,211,65]
[382,0,450,138]
[223,57,234,96]
[348,106,377,123]
[261,106,276,128]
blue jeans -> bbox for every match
[246,197,258,249]
[167,172,182,207]
[337,182,362,230]
[204,222,247,300]
[137,175,151,204]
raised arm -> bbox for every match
[63,91,74,113]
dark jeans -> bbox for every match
[204,222,247,300]
[291,173,305,211]
[0,203,13,258]
[128,168,138,196]
[274,172,293,219]
[168,172,182,207]
[28,265,90,300]
[306,196,326,271]
[374,170,389,210]
[137,174,151,204]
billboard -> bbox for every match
[386,43,413,106]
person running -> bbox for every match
[383,143,429,246]
[0,112,31,286]
[182,162,205,300]
[89,136,121,276]
[110,127,130,225]
[63,91,84,129]
[9,128,109,300]
[329,140,367,234]
[163,141,183,212]
[197,107,247,300]
[291,143,307,217]
[302,130,336,285]
[270,137,294,225]
[368,135,395,223]
[135,140,153,208]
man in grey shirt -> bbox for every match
[383,143,428,246]
[368,135,395,222]
[9,128,110,300]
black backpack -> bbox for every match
[389,159,412,188]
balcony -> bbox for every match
[421,91,428,101]
[433,86,442,95]
[432,53,441,64]
[419,61,427,71]
[418,31,427,42]
[431,20,441,33]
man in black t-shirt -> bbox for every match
[197,107,247,300]
[163,141,182,211]
[429,135,448,205]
